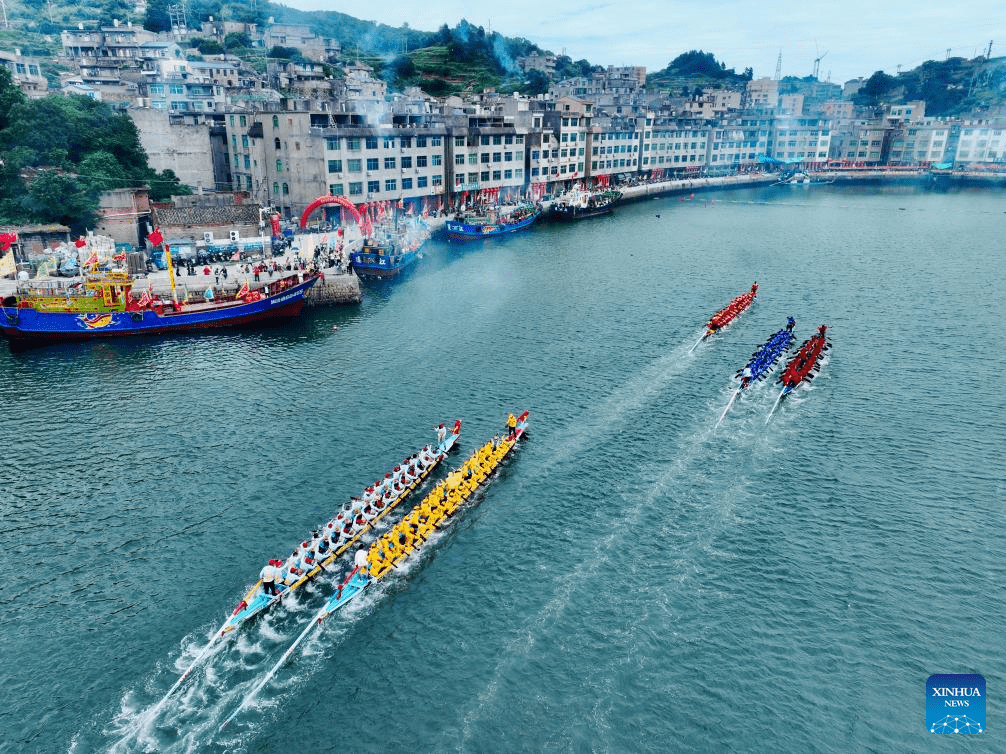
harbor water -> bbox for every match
[2,186,1004,752]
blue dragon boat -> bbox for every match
[716,322,796,426]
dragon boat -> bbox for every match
[690,283,758,352]
[716,322,796,426]
[151,420,460,711]
[767,326,831,420]
[324,411,528,613]
[220,419,461,635]
[219,411,528,731]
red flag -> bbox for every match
[147,228,164,247]
[74,237,87,248]
[0,232,16,252]
[236,280,250,298]
[85,252,99,266]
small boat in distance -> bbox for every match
[445,202,541,240]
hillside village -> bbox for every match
[4,10,1006,251]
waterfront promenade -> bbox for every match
[0,253,362,304]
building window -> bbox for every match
[417,176,428,188]
[493,134,502,145]
[493,152,502,162]
[432,154,442,166]
[366,136,378,149]
[401,156,412,169]
[272,115,279,128]
[242,135,249,148]
[384,136,395,148]
[347,137,361,150]
[367,157,379,170]
[349,182,362,195]
[329,183,344,195]
[468,153,478,165]
[282,183,289,195]
[416,155,427,167]
[273,181,279,195]
[480,153,490,164]
[328,159,342,173]
[432,175,442,187]
[384,157,396,169]
[417,136,427,147]
[348,159,361,172]
[480,171,489,182]
[274,137,281,150]
[368,180,380,193]
[276,159,283,172]
[492,170,501,180]
[455,136,466,147]
[326,137,340,150]
[385,179,396,191]
[430,136,442,146]
[401,178,412,189]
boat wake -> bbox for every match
[104,578,382,752]
[457,398,784,745]
[544,336,700,472]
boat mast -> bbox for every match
[164,244,179,306]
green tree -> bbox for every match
[143,0,171,32]
[0,67,26,132]
[19,170,97,232]
[148,168,191,202]
[225,31,252,49]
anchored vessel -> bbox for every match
[445,204,541,240]
[548,188,622,221]
[349,237,421,279]
[0,269,317,346]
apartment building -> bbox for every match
[0,49,48,98]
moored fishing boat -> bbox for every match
[548,187,622,221]
[349,237,420,279]
[219,410,528,731]
[445,203,541,240]
[1,270,317,347]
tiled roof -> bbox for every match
[153,205,261,227]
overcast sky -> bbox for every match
[285,0,1004,84]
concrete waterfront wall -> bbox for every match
[307,273,362,306]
